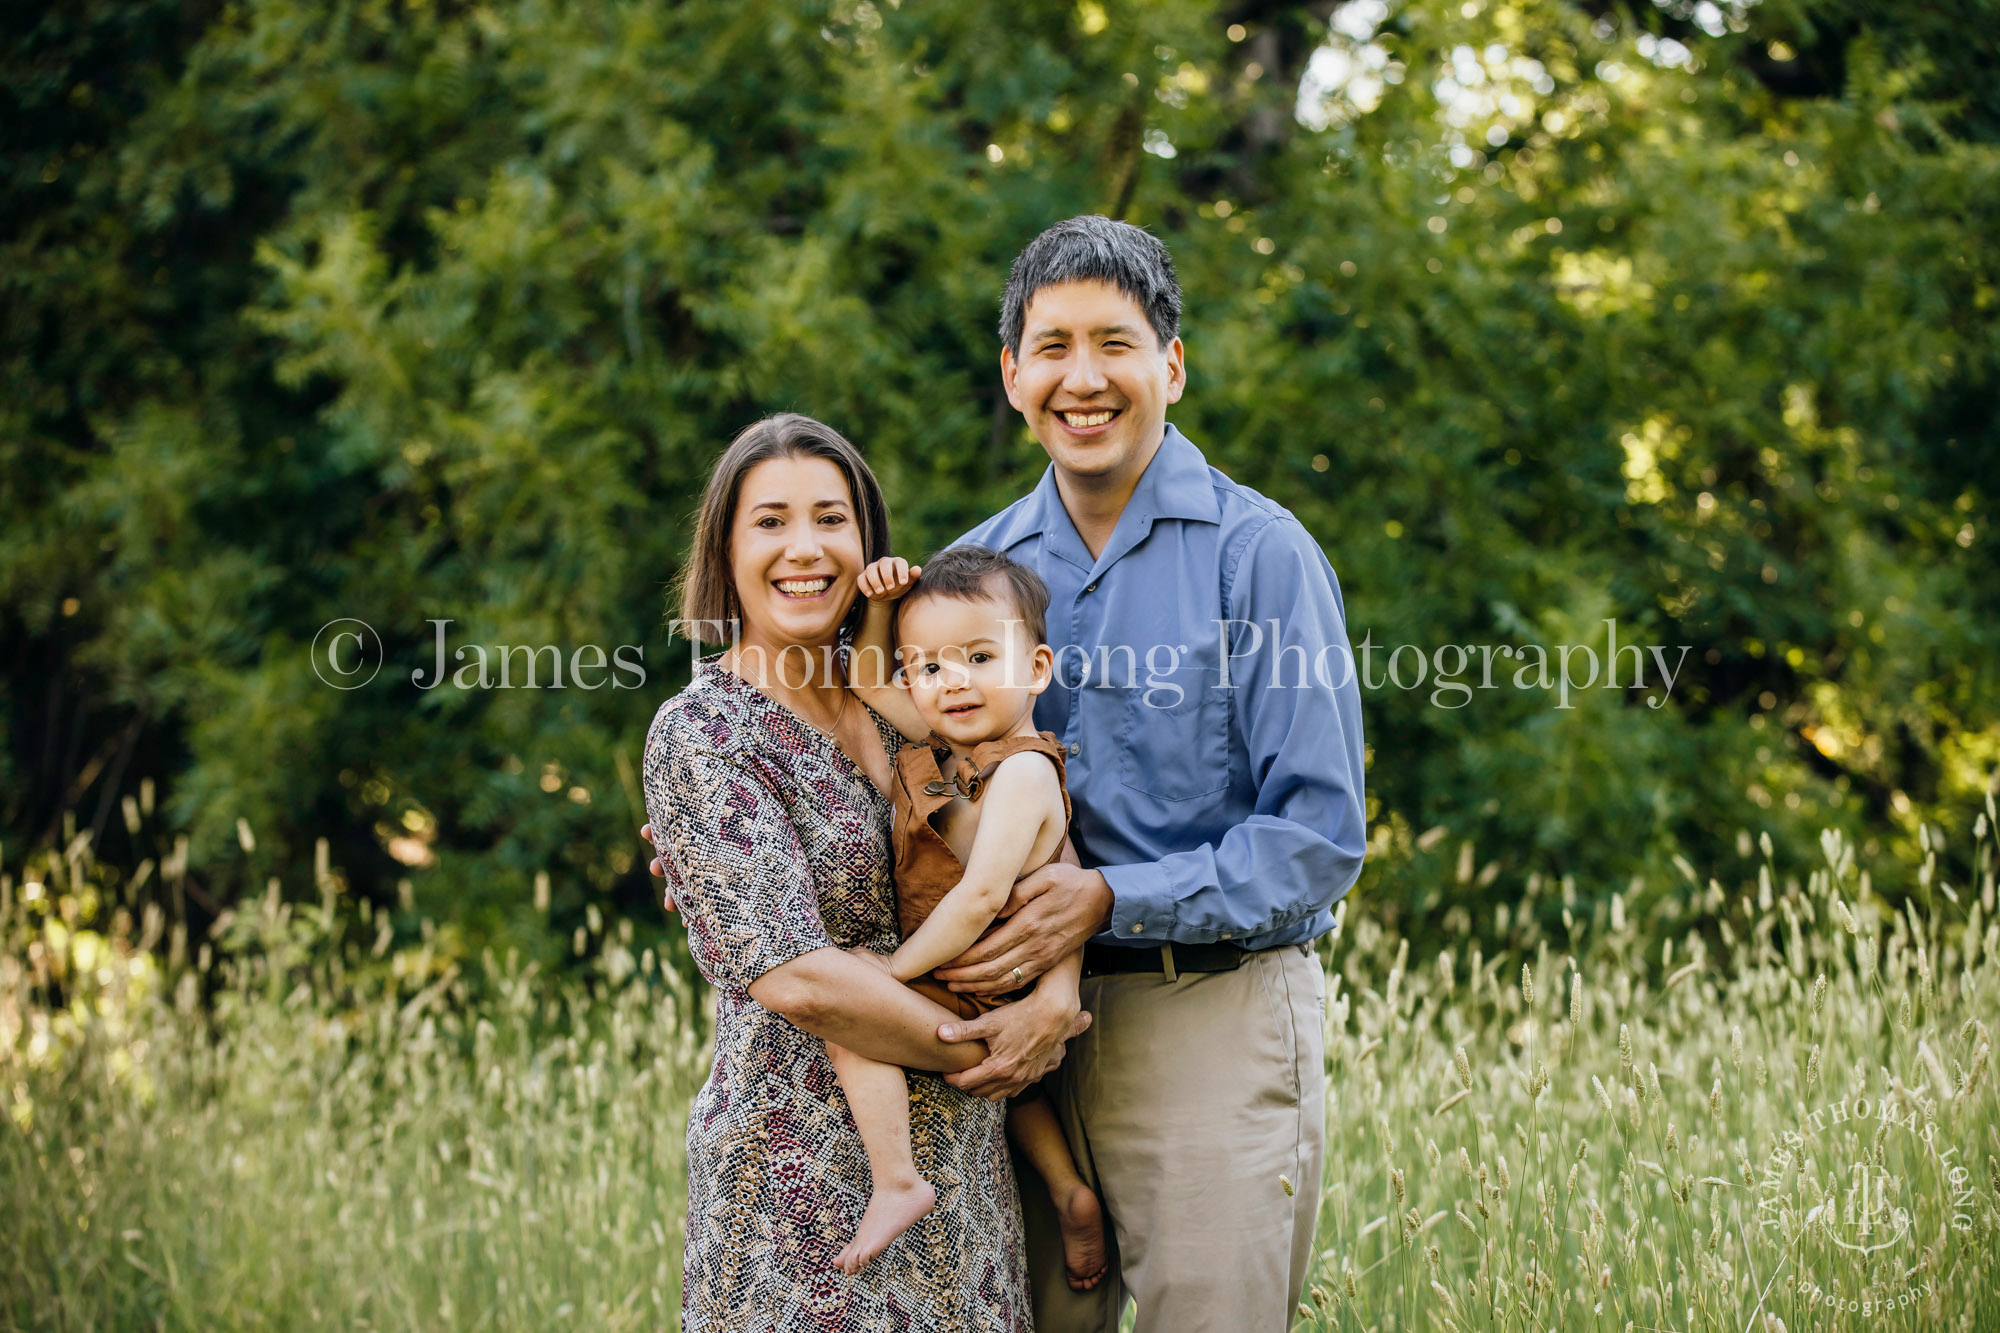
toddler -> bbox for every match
[826,544,1108,1290]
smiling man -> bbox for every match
[931,215,1368,1332]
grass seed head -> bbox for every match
[1456,1046,1472,1090]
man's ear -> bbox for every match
[1000,343,1024,412]
[1163,335,1186,406]
[1028,643,1055,696]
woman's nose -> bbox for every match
[784,527,823,561]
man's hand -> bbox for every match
[638,823,677,912]
[932,862,1111,995]
[857,557,921,603]
[938,994,1092,1101]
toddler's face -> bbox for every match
[895,589,1052,748]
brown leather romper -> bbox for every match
[889,729,1072,1020]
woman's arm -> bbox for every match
[749,946,987,1072]
[889,752,1062,981]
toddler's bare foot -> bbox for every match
[1055,1181,1109,1291]
[835,1177,936,1275]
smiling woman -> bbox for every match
[641,413,1037,1331]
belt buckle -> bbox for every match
[1161,941,1178,983]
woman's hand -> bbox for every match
[857,556,921,603]
[940,951,1090,1100]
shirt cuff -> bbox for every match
[1099,861,1176,941]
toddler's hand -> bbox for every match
[847,944,895,975]
[858,557,921,603]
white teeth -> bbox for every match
[776,578,830,595]
[1063,410,1116,428]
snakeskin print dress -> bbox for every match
[642,659,1031,1332]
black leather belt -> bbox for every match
[1083,940,1250,980]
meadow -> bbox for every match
[4,803,1996,1332]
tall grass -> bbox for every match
[4,803,1996,1331]
[1,848,707,1331]
[1302,812,2000,1333]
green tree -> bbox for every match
[4,0,1994,963]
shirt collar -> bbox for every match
[1024,422,1221,538]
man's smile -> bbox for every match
[1055,406,1122,436]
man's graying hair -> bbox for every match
[999,215,1182,356]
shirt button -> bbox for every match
[1084,583,1097,593]
[1130,922,1144,935]
[1067,743,1080,757]
[1220,932,1232,940]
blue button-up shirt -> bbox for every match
[956,424,1367,950]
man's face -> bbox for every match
[1001,279,1185,487]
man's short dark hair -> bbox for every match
[999,215,1182,356]
[898,545,1050,646]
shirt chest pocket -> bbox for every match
[1115,645,1232,801]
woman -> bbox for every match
[640,414,1070,1330]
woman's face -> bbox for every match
[728,455,864,651]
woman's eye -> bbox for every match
[755,516,781,528]
[819,513,846,525]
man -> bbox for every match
[651,216,1365,1330]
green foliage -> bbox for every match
[3,0,1996,962]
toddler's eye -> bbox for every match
[970,652,992,665]
[920,662,940,676]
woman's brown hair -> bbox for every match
[673,413,891,643]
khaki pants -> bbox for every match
[1012,943,1327,1333]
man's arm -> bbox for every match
[1097,517,1367,943]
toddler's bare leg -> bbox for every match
[1008,1095,1108,1291]
[827,1040,936,1274]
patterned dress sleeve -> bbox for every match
[643,712,833,991]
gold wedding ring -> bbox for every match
[1011,965,1024,985]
